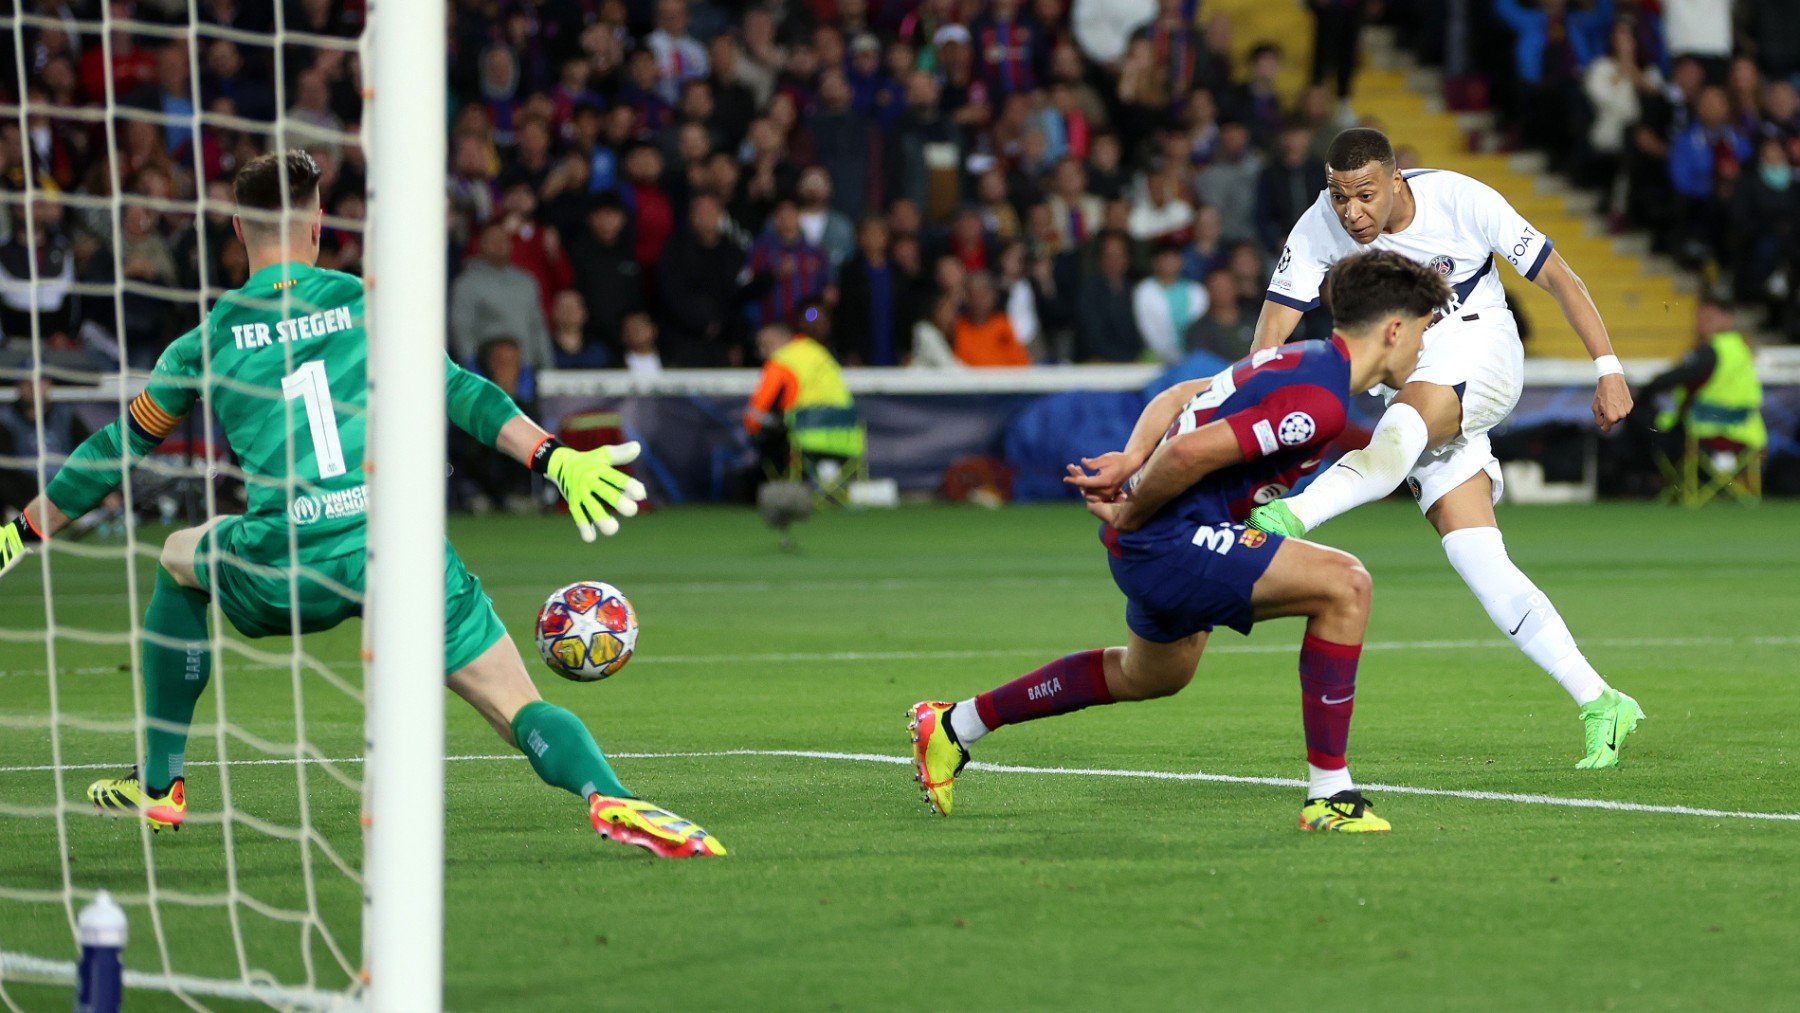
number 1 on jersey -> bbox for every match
[282,360,347,479]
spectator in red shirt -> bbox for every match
[483,182,575,323]
[947,207,993,272]
[79,3,157,104]
[619,143,675,271]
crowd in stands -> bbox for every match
[1467,0,1800,338]
[426,0,1379,372]
[3,0,1797,396]
[0,0,1370,382]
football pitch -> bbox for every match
[1,500,1797,1010]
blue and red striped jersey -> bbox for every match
[749,233,830,326]
[1128,336,1352,538]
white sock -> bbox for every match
[1308,763,1354,799]
[1285,402,1430,531]
[949,699,989,745]
[1441,527,1609,706]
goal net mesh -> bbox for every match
[0,3,373,1008]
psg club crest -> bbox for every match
[1426,254,1455,276]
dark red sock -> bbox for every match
[1299,634,1361,769]
[974,649,1113,730]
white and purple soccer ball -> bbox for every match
[535,581,639,682]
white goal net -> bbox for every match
[0,1,443,1008]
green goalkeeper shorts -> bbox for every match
[192,516,509,674]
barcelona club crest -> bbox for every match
[1238,528,1268,549]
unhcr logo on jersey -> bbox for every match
[290,496,321,525]
[289,485,368,525]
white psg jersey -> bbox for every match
[1265,169,1552,319]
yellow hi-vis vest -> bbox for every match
[1657,331,1766,451]
[772,337,866,458]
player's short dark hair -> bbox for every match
[1325,127,1396,174]
[233,149,322,221]
[1324,250,1452,331]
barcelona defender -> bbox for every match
[0,151,722,858]
[910,251,1455,832]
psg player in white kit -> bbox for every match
[1246,128,1644,769]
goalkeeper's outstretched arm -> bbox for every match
[0,406,177,577]
[2,330,211,576]
[444,357,645,541]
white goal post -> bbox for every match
[0,0,448,1006]
[363,0,447,1008]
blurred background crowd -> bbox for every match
[2,0,1792,383]
[0,1,1792,374]
[1,1,1797,511]
[1460,0,1800,337]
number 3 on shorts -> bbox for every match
[1192,523,1235,555]
[282,360,347,479]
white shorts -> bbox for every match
[1393,309,1525,513]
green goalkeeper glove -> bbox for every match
[530,438,648,542]
[0,514,42,580]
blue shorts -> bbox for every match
[1104,521,1286,642]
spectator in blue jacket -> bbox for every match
[1492,0,1612,85]
[1668,86,1753,265]
[1493,0,1614,160]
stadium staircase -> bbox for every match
[1207,0,1694,360]
[1353,28,1696,360]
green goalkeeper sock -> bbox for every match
[509,700,631,800]
[141,566,212,792]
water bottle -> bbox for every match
[74,890,127,1013]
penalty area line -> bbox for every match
[648,749,1800,824]
[2,748,1794,824]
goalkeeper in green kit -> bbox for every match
[0,151,723,859]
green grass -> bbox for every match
[2,501,1798,1010]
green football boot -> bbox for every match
[1576,689,1645,769]
[1246,500,1308,537]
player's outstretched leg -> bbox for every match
[88,524,220,831]
[910,635,1205,815]
[1255,389,1448,537]
[1427,474,1644,769]
[1248,537,1390,832]
[449,637,725,858]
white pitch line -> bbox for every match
[1,748,1794,824]
[0,950,346,1010]
[6,633,1799,680]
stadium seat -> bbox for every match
[778,405,869,508]
[1656,434,1762,507]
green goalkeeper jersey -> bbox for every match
[47,261,524,562]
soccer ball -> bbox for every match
[535,581,638,682]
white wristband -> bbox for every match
[1593,355,1624,379]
